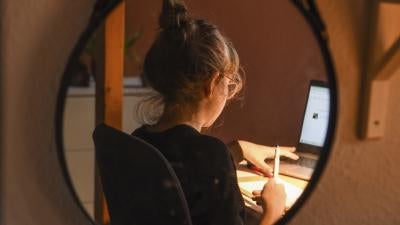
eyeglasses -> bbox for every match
[221,73,241,99]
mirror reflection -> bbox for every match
[62,0,332,224]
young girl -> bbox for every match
[132,1,296,224]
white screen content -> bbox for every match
[299,85,330,147]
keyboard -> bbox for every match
[296,156,317,168]
[278,156,316,180]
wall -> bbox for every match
[0,0,3,220]
[0,0,96,224]
[1,1,400,225]
[290,0,400,224]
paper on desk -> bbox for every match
[238,178,303,210]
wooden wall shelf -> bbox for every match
[361,0,400,139]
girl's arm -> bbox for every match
[227,140,299,177]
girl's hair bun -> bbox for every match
[159,0,191,32]
[142,0,243,110]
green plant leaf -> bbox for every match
[125,29,143,61]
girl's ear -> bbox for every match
[204,73,220,98]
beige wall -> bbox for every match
[0,0,96,224]
[291,1,400,224]
[1,1,400,225]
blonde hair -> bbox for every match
[136,0,244,124]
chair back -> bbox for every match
[93,124,192,225]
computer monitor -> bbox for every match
[297,80,330,153]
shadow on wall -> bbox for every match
[125,0,327,145]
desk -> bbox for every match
[236,165,308,215]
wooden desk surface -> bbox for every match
[280,174,308,189]
[237,165,308,189]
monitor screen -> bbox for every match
[299,84,330,147]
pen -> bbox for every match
[273,145,280,178]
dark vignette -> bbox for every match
[0,0,4,221]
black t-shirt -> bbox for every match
[132,124,246,225]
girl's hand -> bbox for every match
[238,140,299,177]
[253,179,286,225]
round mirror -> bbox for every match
[56,0,337,224]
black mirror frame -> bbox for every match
[55,1,123,224]
[277,0,338,224]
[55,0,338,224]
